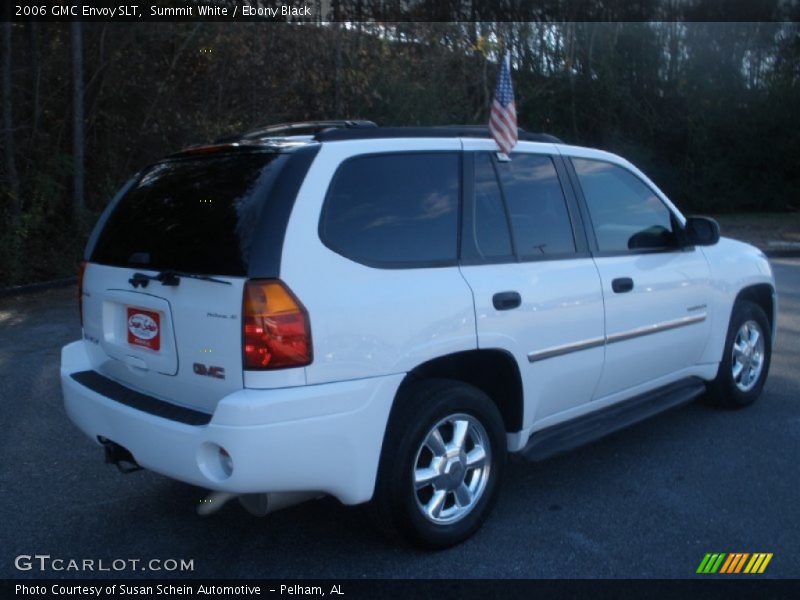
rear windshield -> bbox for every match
[91,152,287,276]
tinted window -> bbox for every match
[495,154,575,257]
[91,152,287,275]
[572,158,677,253]
[473,153,513,259]
[321,153,460,266]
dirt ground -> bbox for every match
[713,212,800,252]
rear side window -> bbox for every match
[473,153,514,259]
[91,152,287,276]
[572,158,677,253]
[320,153,460,267]
[495,154,576,258]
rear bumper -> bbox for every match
[61,341,402,504]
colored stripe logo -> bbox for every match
[696,553,773,574]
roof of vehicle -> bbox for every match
[171,121,565,157]
[214,120,379,142]
[313,125,563,144]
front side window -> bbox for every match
[320,153,460,267]
[572,158,677,253]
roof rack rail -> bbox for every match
[215,120,377,143]
[314,126,563,144]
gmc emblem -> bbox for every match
[193,363,225,379]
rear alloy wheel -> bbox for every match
[413,413,492,526]
[707,300,772,408]
[371,379,506,549]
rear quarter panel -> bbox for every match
[279,138,478,385]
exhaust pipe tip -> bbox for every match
[99,437,142,474]
[198,491,322,517]
[197,491,238,516]
[239,492,322,516]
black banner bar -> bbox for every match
[4,0,800,23]
[4,579,800,600]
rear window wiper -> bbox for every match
[129,270,231,289]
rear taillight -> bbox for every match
[243,280,312,370]
[78,261,87,327]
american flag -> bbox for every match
[489,52,518,155]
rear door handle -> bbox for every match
[612,277,634,294]
[493,291,521,311]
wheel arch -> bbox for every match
[733,283,776,340]
[704,282,775,408]
[393,349,524,434]
[706,282,776,367]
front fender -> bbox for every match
[699,237,776,366]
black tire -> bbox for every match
[706,300,772,409]
[370,378,506,549]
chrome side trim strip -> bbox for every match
[527,337,605,362]
[686,303,707,312]
[527,313,707,363]
[605,313,706,345]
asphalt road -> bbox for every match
[1,259,798,579]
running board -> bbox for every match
[520,377,707,461]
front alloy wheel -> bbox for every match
[707,299,772,408]
[730,320,766,393]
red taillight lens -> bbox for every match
[243,280,312,370]
[78,261,87,327]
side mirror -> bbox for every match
[628,225,674,250]
[684,216,720,247]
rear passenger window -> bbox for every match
[474,153,513,259]
[321,153,460,267]
[495,154,576,257]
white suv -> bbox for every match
[61,122,776,548]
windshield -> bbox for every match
[91,152,288,276]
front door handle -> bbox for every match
[493,291,522,311]
[612,277,634,294]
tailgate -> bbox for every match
[82,264,245,413]
[75,150,295,413]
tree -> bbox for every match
[71,21,84,221]
[2,22,20,221]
